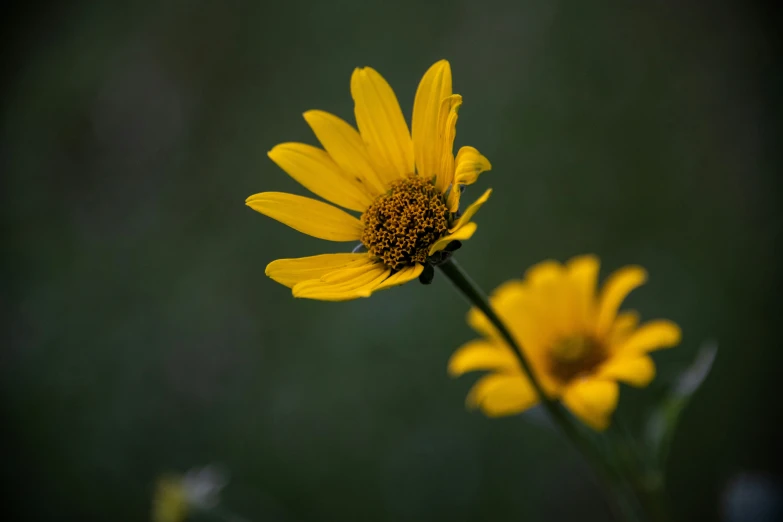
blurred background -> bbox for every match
[2,1,781,521]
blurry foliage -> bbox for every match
[2,1,781,521]
[645,341,718,471]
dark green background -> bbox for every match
[3,1,781,521]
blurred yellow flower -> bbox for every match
[152,467,226,522]
[152,475,187,522]
[247,60,492,301]
[449,255,681,431]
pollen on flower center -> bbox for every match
[361,176,450,271]
[548,335,606,383]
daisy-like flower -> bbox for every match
[448,255,682,431]
[246,60,492,301]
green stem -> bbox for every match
[438,258,641,522]
[607,423,672,522]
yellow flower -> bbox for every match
[152,475,187,522]
[151,467,226,522]
[449,255,682,431]
[247,60,492,301]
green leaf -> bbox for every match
[644,341,718,468]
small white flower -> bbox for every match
[181,465,228,510]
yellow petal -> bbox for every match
[524,260,565,287]
[266,253,369,288]
[521,260,582,334]
[292,263,390,301]
[467,282,526,338]
[428,221,477,256]
[370,263,425,293]
[566,255,600,330]
[489,279,527,303]
[303,110,386,195]
[466,280,525,340]
[450,188,492,232]
[246,192,363,241]
[434,94,462,192]
[596,265,647,335]
[412,60,452,180]
[351,67,414,183]
[447,185,460,213]
[320,258,380,283]
[466,374,538,417]
[297,260,379,289]
[562,379,619,431]
[613,311,639,334]
[448,339,518,376]
[596,356,656,387]
[449,146,491,212]
[267,143,373,212]
[616,320,681,354]
[454,146,491,185]
[466,309,498,342]
[351,267,393,297]
[607,310,640,347]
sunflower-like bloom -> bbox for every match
[247,60,492,301]
[449,255,682,431]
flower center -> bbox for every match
[361,176,450,270]
[548,335,606,383]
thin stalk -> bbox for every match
[607,423,672,522]
[438,258,641,522]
